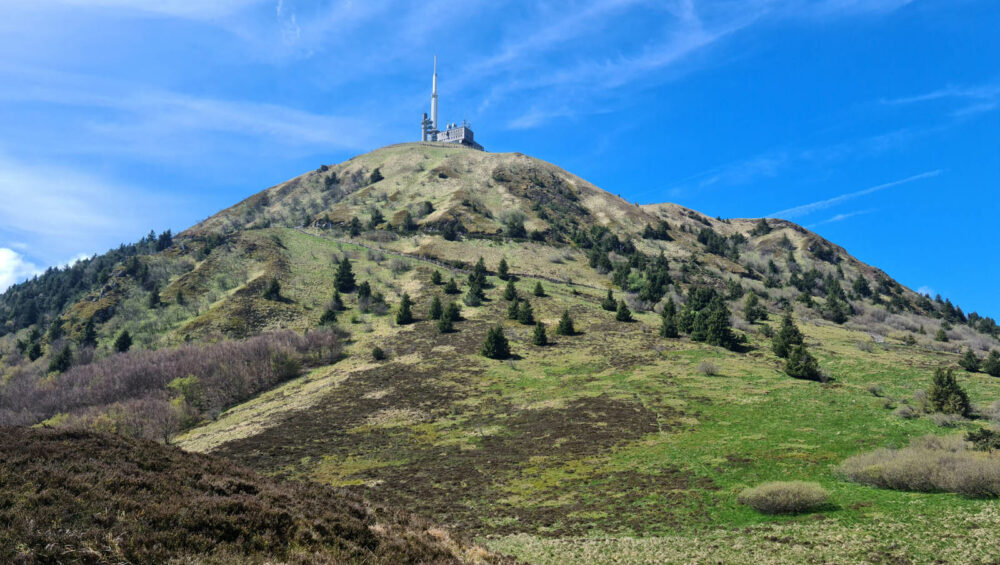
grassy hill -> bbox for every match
[2,142,1000,563]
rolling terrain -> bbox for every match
[2,142,999,563]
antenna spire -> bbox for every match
[430,55,439,131]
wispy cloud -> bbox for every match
[0,248,40,292]
[38,0,266,20]
[806,208,876,228]
[769,170,941,219]
[882,82,1000,117]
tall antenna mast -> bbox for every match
[430,55,439,131]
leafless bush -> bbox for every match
[737,481,829,514]
[930,413,964,427]
[894,405,918,419]
[867,384,883,397]
[389,258,411,275]
[365,248,385,263]
[837,434,1000,497]
[697,360,719,376]
[856,340,875,353]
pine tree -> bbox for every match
[332,291,345,311]
[349,217,361,237]
[431,270,442,285]
[935,328,949,342]
[615,300,633,322]
[113,330,133,353]
[927,367,971,416]
[263,278,282,301]
[48,345,73,373]
[79,318,98,348]
[372,346,386,361]
[498,258,510,280]
[334,257,356,292]
[428,295,443,320]
[396,293,414,325]
[481,326,511,360]
[26,342,42,362]
[319,307,338,326]
[744,292,767,324]
[517,300,535,325]
[464,282,484,306]
[503,280,518,301]
[46,319,64,342]
[147,286,161,309]
[437,313,453,333]
[176,289,186,306]
[369,167,384,184]
[443,302,461,323]
[660,298,679,338]
[704,297,736,350]
[785,344,821,381]
[556,310,575,336]
[772,311,803,358]
[507,298,521,320]
[601,290,617,311]
[444,277,459,294]
[533,322,548,346]
[959,349,980,373]
[525,284,541,300]
[982,350,1000,377]
[469,257,488,289]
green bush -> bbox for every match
[481,326,510,360]
[737,481,829,514]
[785,344,821,381]
[556,310,575,336]
[927,367,971,417]
[372,346,386,361]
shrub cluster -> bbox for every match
[737,481,829,514]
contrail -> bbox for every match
[768,170,942,219]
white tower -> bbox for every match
[430,55,439,131]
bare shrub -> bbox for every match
[866,384,884,397]
[837,434,1000,497]
[388,258,411,275]
[893,405,918,419]
[737,481,829,514]
[930,413,964,427]
[365,248,385,263]
[697,360,718,376]
[855,340,875,353]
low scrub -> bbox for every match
[737,481,829,514]
[0,330,343,441]
[837,434,1000,497]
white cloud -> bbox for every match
[806,208,875,228]
[0,248,40,292]
[768,170,941,219]
[917,286,935,297]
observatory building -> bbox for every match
[420,57,484,151]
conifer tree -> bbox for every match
[498,258,510,280]
[601,289,617,311]
[48,345,73,373]
[533,282,546,297]
[983,350,1000,378]
[443,302,461,323]
[334,257,356,292]
[319,307,338,326]
[444,277,459,294]
[556,310,575,336]
[431,270,442,285]
[113,330,133,353]
[349,217,361,237]
[935,328,949,342]
[428,295,443,320]
[26,342,42,362]
[79,318,98,348]
[744,291,767,324]
[147,286,161,309]
[437,313,453,333]
[357,281,372,300]
[503,280,518,301]
[517,300,535,325]
[263,278,282,301]
[533,322,548,346]
[481,326,511,360]
[660,298,679,338]
[46,319,64,342]
[396,293,414,325]
[927,367,971,416]
[469,257,488,289]
[507,298,521,320]
[615,300,633,322]
[959,349,980,373]
[772,311,803,358]
[332,290,345,311]
[704,297,736,350]
[464,282,484,306]
[785,344,821,381]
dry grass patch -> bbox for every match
[737,481,829,514]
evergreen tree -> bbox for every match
[935,328,949,342]
[744,292,767,323]
[46,319,64,342]
[395,293,414,325]
[349,217,361,237]
[26,342,42,362]
[852,276,872,298]
[785,344,821,381]
[533,322,548,346]
[601,290,617,311]
[704,297,737,350]
[79,318,98,348]
[176,289,186,306]
[927,367,971,417]
[822,294,851,324]
[750,218,771,236]
[469,257,488,289]
[113,330,133,353]
[372,346,386,361]
[481,326,511,360]
[517,300,535,325]
[982,350,1000,378]
[431,270,442,285]
[262,278,282,301]
[367,208,384,230]
[772,311,803,358]
[428,295,443,320]
[616,300,633,322]
[444,277,460,294]
[498,258,510,280]
[443,302,461,323]
[660,298,679,338]
[331,290,345,311]
[556,310,575,336]
[503,280,518,301]
[369,167,384,184]
[147,286,161,309]
[464,282,484,306]
[399,211,417,232]
[533,281,546,297]
[48,345,73,373]
[437,312,453,333]
[357,281,372,300]
[334,257,356,292]
[319,307,338,326]
[507,298,521,320]
[958,349,980,373]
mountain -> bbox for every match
[2,142,999,563]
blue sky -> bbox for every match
[0,0,997,316]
